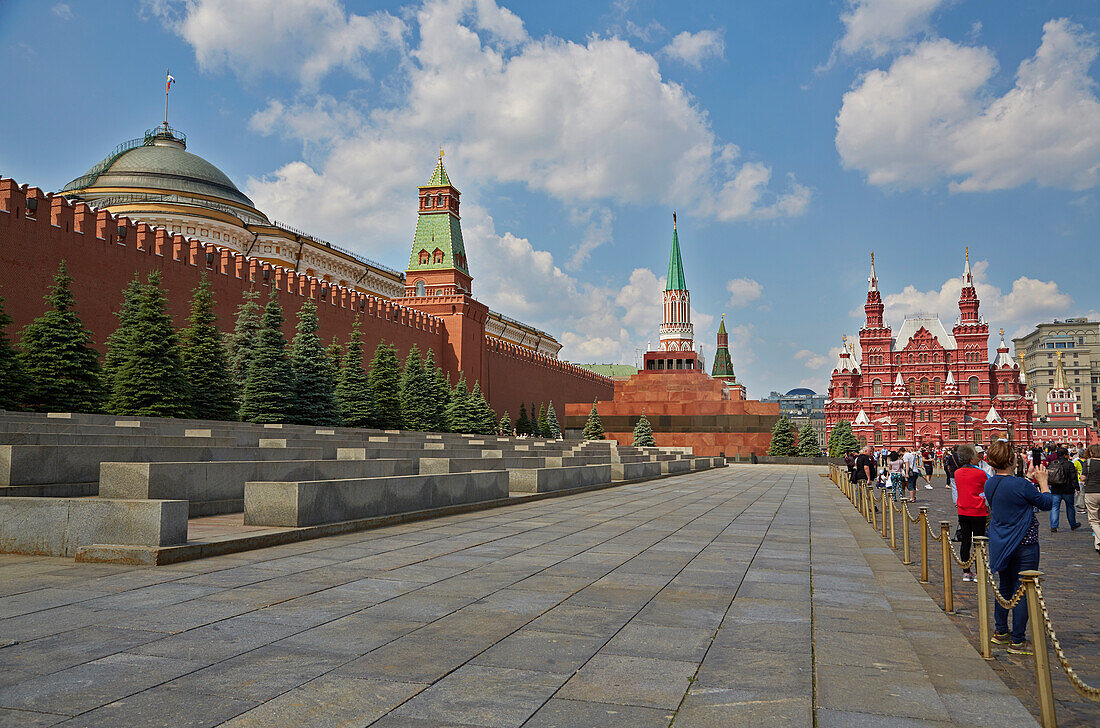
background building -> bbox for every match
[60,123,559,357]
[824,252,1031,449]
[1013,318,1100,430]
[763,388,828,445]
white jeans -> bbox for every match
[950,479,958,506]
[1084,492,1100,549]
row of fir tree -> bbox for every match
[0,261,566,437]
[766,415,823,457]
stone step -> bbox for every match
[99,458,419,517]
[0,444,324,486]
[507,464,612,494]
[243,471,510,527]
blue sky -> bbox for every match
[2,0,1099,397]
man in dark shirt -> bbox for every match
[1050,448,1081,532]
[853,446,875,484]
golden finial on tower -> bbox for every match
[965,246,970,264]
[439,146,445,161]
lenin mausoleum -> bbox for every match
[0,122,612,419]
[824,252,1033,450]
[563,217,780,457]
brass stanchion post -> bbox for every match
[1020,570,1057,728]
[940,521,954,614]
[880,490,889,538]
[919,507,929,583]
[974,536,993,660]
[888,494,896,549]
[870,488,878,532]
[901,503,911,564]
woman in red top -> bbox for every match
[954,443,989,582]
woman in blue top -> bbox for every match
[983,440,1053,655]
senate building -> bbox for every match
[824,252,1033,450]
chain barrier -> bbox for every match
[946,536,976,569]
[977,548,1028,610]
[901,501,922,524]
[927,521,942,542]
[1034,582,1100,702]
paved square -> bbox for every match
[0,466,1040,726]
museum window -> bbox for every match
[858,436,867,448]
[897,422,905,439]
[1007,424,1014,440]
[949,421,958,439]
[933,378,940,395]
[842,385,848,397]
[968,377,979,395]
[907,379,915,395]
[874,431,882,445]
[973,429,982,445]
[920,378,929,396]
[872,379,882,397]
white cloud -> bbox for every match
[51,3,73,21]
[838,0,946,57]
[147,0,405,87]
[662,29,725,69]
[171,0,811,245]
[837,19,1100,192]
[879,258,1074,337]
[725,277,763,307]
[567,207,613,271]
[795,349,831,369]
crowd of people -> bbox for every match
[842,439,1100,657]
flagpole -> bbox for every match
[164,68,169,126]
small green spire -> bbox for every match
[665,213,686,291]
[717,315,727,335]
[424,149,451,187]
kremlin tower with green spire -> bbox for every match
[659,212,693,353]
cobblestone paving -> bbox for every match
[867,474,1100,727]
[0,466,1036,727]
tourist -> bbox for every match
[1071,448,1086,514]
[976,445,995,477]
[954,444,988,582]
[844,450,856,481]
[1048,448,1081,533]
[887,450,905,500]
[944,445,961,503]
[985,441,1053,655]
[902,446,921,501]
[921,447,935,482]
[853,445,875,486]
[1082,444,1100,555]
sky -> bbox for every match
[1,0,1099,398]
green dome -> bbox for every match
[62,127,265,222]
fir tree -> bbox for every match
[536,404,549,438]
[239,292,294,423]
[498,411,511,436]
[290,299,339,426]
[546,402,561,439]
[530,403,539,436]
[17,261,105,413]
[325,336,343,381]
[180,273,237,421]
[797,422,821,457]
[335,318,371,427]
[102,275,143,399]
[424,348,449,432]
[400,345,435,431]
[582,400,605,440]
[227,288,262,394]
[107,270,189,417]
[767,416,797,456]
[368,342,402,429]
[445,375,470,433]
[515,403,530,435]
[469,381,497,435]
[828,420,860,457]
[0,290,27,410]
[632,414,656,447]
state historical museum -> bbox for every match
[825,252,1032,450]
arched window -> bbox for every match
[920,377,929,396]
[872,379,882,397]
[874,430,882,445]
[933,378,940,395]
[949,421,958,439]
[973,428,982,445]
[907,378,915,395]
[968,377,979,395]
[1007,424,1014,440]
[858,436,867,448]
[897,422,906,439]
[414,280,426,297]
[842,385,849,397]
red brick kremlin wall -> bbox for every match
[0,179,612,419]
